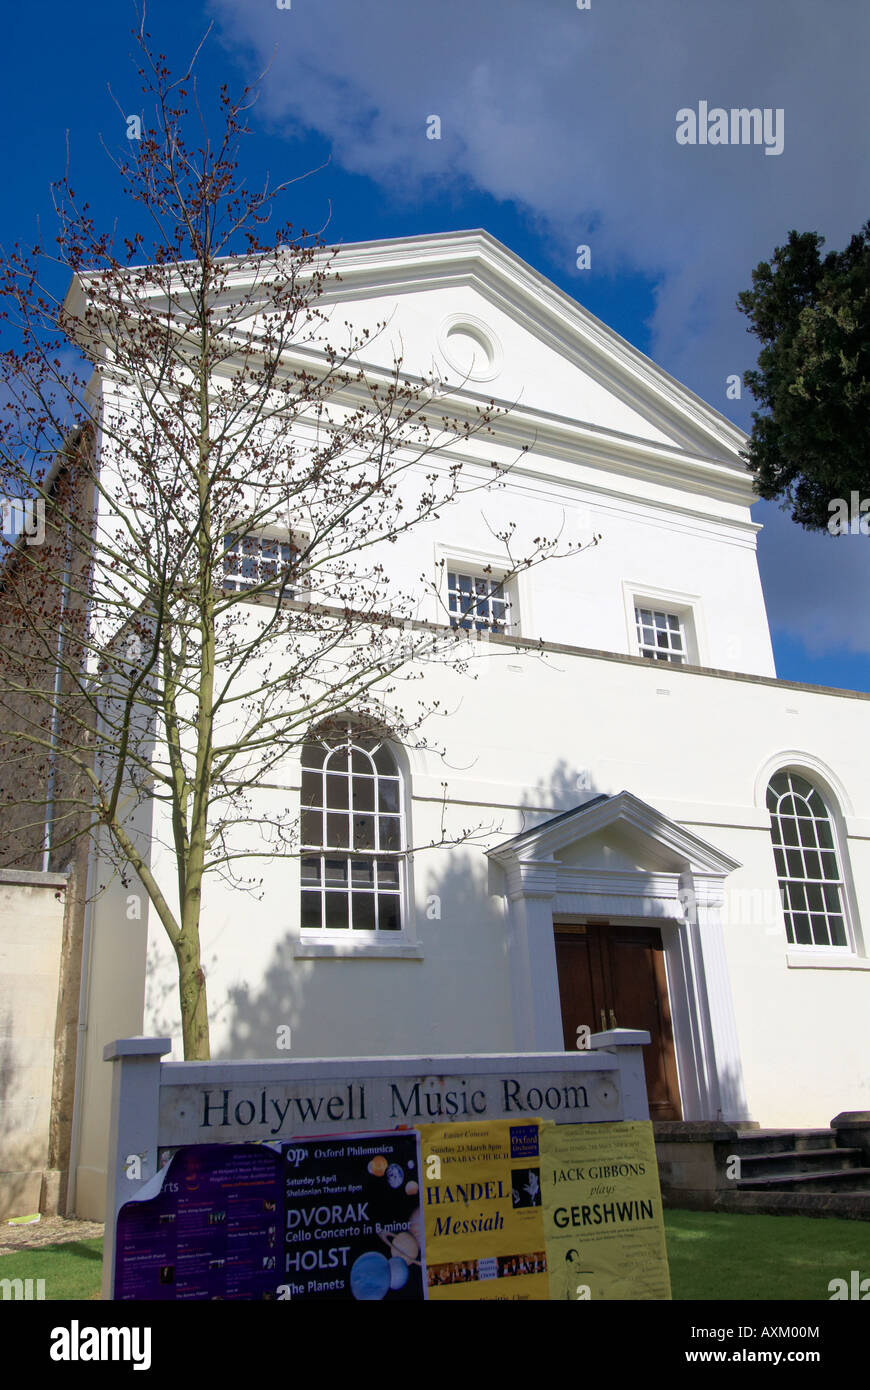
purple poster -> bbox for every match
[113,1131,425,1300]
[115,1144,281,1300]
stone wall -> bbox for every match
[0,869,71,1219]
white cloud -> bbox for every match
[210,0,867,383]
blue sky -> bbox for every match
[1,0,868,689]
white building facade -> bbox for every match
[70,232,870,1220]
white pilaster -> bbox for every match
[688,872,753,1123]
[506,861,564,1051]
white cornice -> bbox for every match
[84,324,759,515]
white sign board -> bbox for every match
[159,1064,623,1144]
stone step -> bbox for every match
[736,1166,870,1193]
[709,1190,870,1221]
[739,1147,865,1177]
[727,1128,836,1157]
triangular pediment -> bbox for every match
[64,229,752,502]
[310,231,748,467]
[488,790,740,877]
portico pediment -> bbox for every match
[488,790,749,1124]
[488,790,740,898]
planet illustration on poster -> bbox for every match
[389,1256,409,1290]
[407,1206,423,1247]
[390,1229,419,1263]
[367,1155,388,1177]
[386,1163,403,1188]
[375,1221,421,1266]
[350,1251,391,1301]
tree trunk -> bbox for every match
[175,931,210,1060]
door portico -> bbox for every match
[487,790,753,1123]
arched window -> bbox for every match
[300,724,404,932]
[767,772,848,948]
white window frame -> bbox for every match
[294,724,420,956]
[634,606,687,665]
[446,569,510,634]
[622,582,705,666]
[221,522,311,602]
[433,543,519,636]
[767,771,852,954]
[754,753,867,970]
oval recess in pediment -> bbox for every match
[438,313,502,383]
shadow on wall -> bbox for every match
[0,1007,52,1218]
[222,933,313,1062]
[144,942,225,1053]
[219,760,607,1063]
[715,1056,751,1128]
[524,757,607,820]
[220,847,507,1061]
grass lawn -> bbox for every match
[664,1208,870,1300]
[0,1238,103,1300]
[0,1212,867,1299]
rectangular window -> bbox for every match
[635,607,686,664]
[300,856,403,932]
[447,571,509,633]
[222,532,304,598]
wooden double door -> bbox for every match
[554,922,682,1121]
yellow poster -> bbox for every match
[419,1121,549,1300]
[541,1121,671,1300]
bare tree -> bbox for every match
[0,24,596,1059]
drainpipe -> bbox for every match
[58,422,99,1213]
[65,707,101,1218]
[41,513,73,871]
